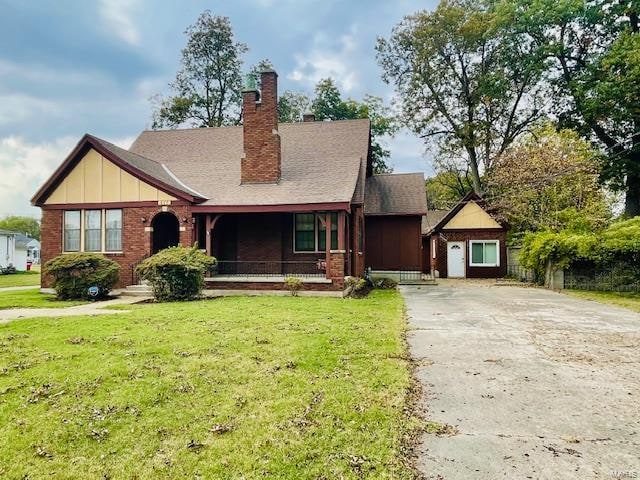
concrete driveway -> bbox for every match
[402,282,640,480]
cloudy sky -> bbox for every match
[0,0,437,218]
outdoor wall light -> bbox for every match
[182,217,189,223]
[141,217,147,223]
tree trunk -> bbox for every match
[625,169,640,217]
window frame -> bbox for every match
[63,210,81,252]
[84,209,102,252]
[62,208,123,254]
[293,212,339,253]
[105,209,123,252]
[468,240,500,267]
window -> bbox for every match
[105,209,123,251]
[294,212,340,252]
[63,208,123,253]
[469,240,499,267]
[318,212,338,251]
[294,213,316,251]
[64,210,81,252]
[84,210,102,251]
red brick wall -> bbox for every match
[432,229,507,278]
[236,213,283,261]
[205,281,341,291]
[241,70,281,183]
[40,204,194,289]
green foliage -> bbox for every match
[377,0,546,193]
[277,91,311,123]
[45,253,119,300]
[425,169,472,209]
[284,276,303,296]
[520,218,640,277]
[0,216,40,240]
[136,246,215,302]
[486,125,611,237]
[152,12,247,128]
[495,0,640,216]
[311,79,397,173]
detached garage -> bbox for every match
[423,192,507,278]
[364,173,427,274]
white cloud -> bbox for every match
[0,136,77,217]
[98,0,141,46]
[287,28,360,92]
[0,94,61,127]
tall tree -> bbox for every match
[312,79,397,173]
[496,0,640,217]
[376,0,546,194]
[486,125,610,235]
[152,12,247,128]
[0,216,40,240]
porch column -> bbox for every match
[337,211,346,251]
[325,212,332,279]
[205,214,213,257]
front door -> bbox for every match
[447,241,465,278]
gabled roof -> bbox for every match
[31,134,207,206]
[422,191,505,235]
[364,173,427,216]
[129,119,371,208]
[0,229,17,236]
[421,210,449,234]
[14,233,33,248]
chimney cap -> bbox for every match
[242,73,258,92]
[302,112,316,122]
[260,66,277,74]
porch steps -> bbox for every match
[121,284,152,297]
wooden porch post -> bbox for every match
[337,211,345,251]
[205,215,213,257]
[325,212,332,279]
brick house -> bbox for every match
[32,69,427,292]
[422,192,507,278]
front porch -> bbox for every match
[192,210,364,290]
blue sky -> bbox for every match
[0,0,437,217]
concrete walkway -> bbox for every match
[402,282,640,479]
[0,285,41,292]
[0,296,147,323]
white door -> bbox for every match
[447,241,465,278]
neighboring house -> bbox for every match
[32,69,426,292]
[14,234,40,270]
[0,229,16,269]
[423,192,507,278]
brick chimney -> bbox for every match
[302,112,315,122]
[241,69,281,184]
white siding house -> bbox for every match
[0,230,16,269]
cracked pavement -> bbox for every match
[402,282,640,479]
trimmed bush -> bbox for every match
[136,246,215,302]
[45,253,119,300]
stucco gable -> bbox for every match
[44,148,176,205]
[442,201,502,230]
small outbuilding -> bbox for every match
[423,192,507,278]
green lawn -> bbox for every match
[0,290,416,479]
[0,271,40,288]
[566,289,640,312]
[0,289,87,310]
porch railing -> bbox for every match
[208,260,325,278]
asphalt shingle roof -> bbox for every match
[129,119,371,206]
[421,210,449,235]
[364,173,427,215]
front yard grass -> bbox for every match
[0,289,87,310]
[0,271,40,288]
[566,289,640,313]
[0,290,416,479]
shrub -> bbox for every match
[136,246,215,301]
[344,276,370,298]
[372,277,398,289]
[45,253,119,300]
[284,276,303,296]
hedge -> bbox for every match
[45,253,120,300]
